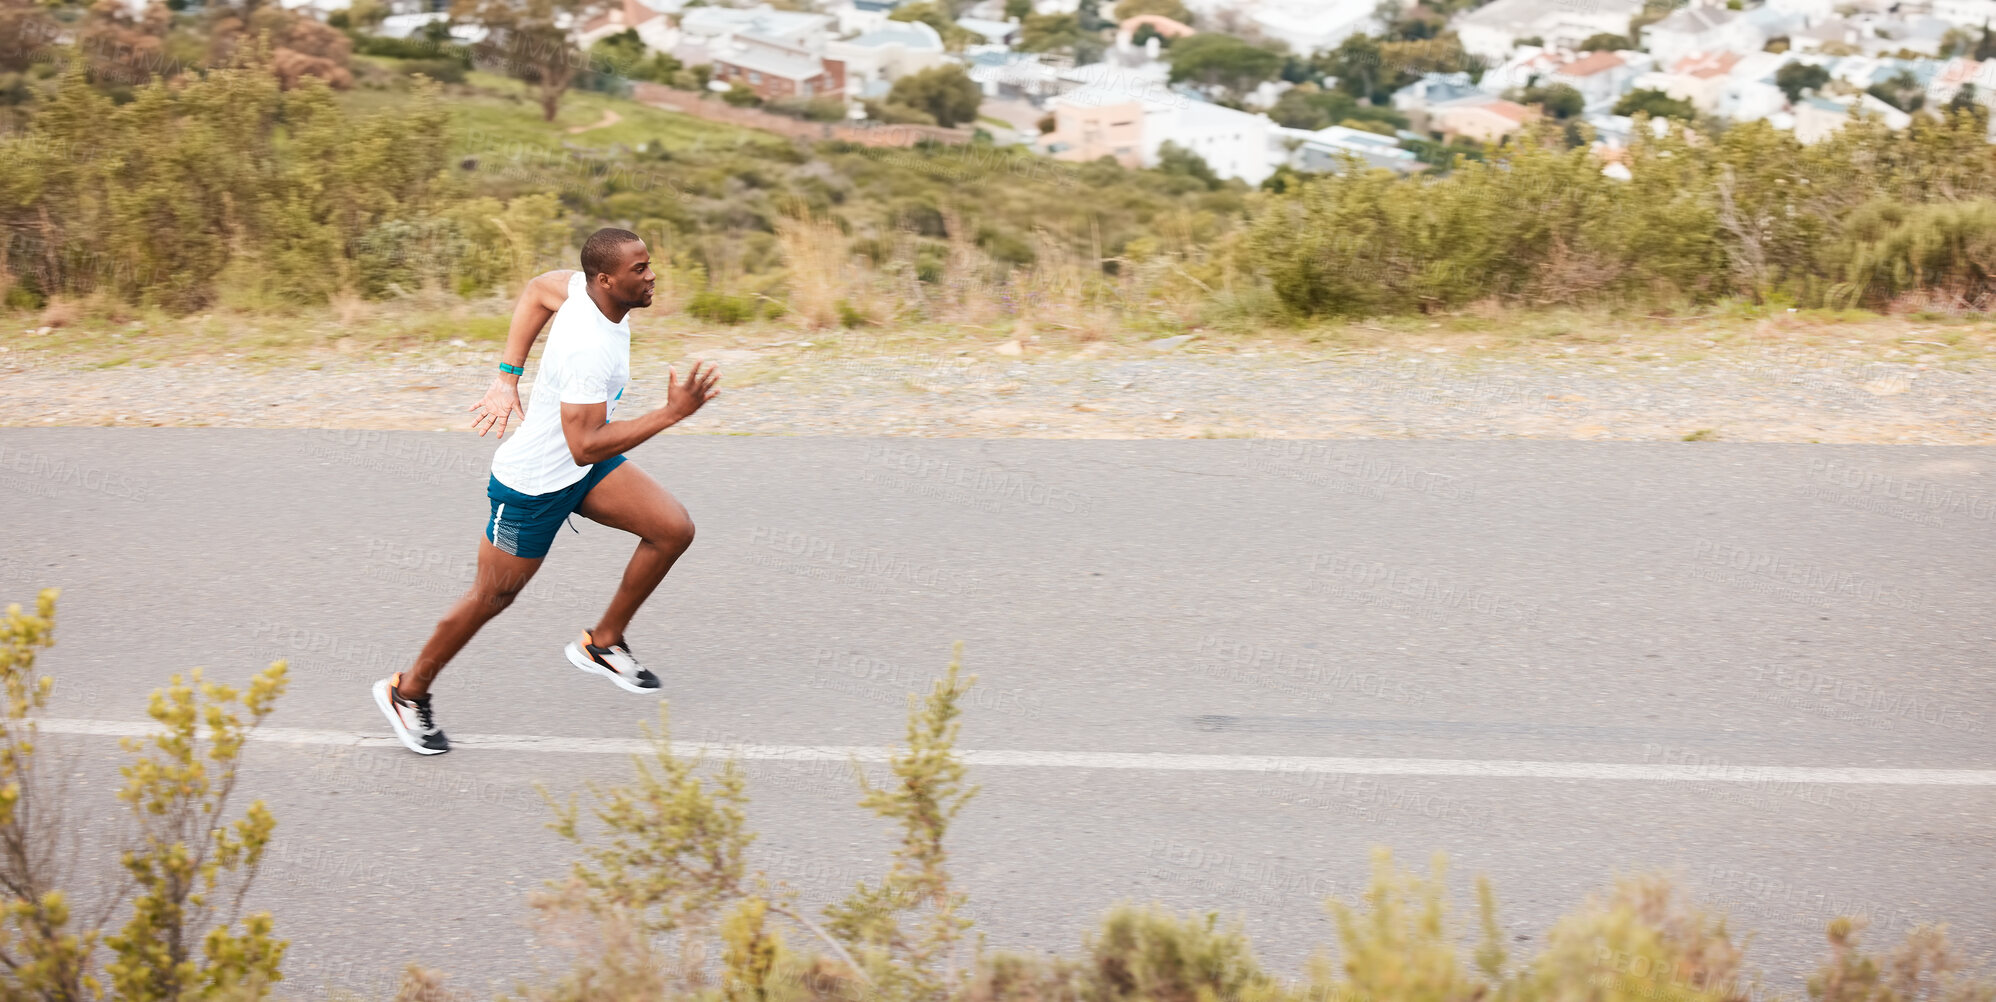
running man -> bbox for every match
[374,228,720,755]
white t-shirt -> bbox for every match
[490,272,631,496]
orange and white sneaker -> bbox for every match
[372,672,449,755]
[565,630,661,694]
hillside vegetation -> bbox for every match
[2,35,1995,341]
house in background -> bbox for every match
[1643,6,1763,68]
[1934,0,1996,27]
[1276,124,1425,174]
[575,0,677,49]
[1791,92,1908,142]
[678,6,833,58]
[711,35,847,100]
[1455,0,1645,62]
[1040,87,1276,183]
[1546,49,1652,111]
[827,20,946,99]
[1392,71,1483,131]
[1428,93,1539,141]
[1633,50,1742,112]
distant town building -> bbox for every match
[1041,88,1276,183]
[1455,0,1645,62]
[1643,6,1763,68]
[1429,93,1539,141]
[828,20,946,98]
[711,35,847,100]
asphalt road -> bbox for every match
[2,429,1992,999]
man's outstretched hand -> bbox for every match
[470,376,525,439]
[660,361,721,426]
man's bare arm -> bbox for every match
[559,362,722,466]
[470,270,578,439]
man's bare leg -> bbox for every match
[573,461,695,648]
[399,540,545,699]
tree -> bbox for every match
[1111,0,1192,24]
[0,0,57,72]
[1017,11,1083,53]
[1166,33,1284,96]
[1156,141,1219,189]
[590,28,678,82]
[886,63,981,128]
[889,3,977,49]
[1775,61,1829,102]
[1269,84,1407,131]
[456,0,605,120]
[1866,69,1923,112]
[1003,0,1029,17]
[1614,87,1695,119]
[1577,31,1631,50]
[1317,33,1388,102]
[1522,82,1583,119]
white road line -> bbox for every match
[35,718,1996,785]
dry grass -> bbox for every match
[3,280,1992,379]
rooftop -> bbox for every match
[844,20,943,49]
[1459,0,1643,33]
[1670,50,1742,77]
[1648,5,1742,34]
[680,6,831,39]
[1554,51,1625,77]
[715,36,828,81]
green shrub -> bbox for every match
[686,288,758,323]
[397,57,466,84]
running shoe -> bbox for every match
[373,672,450,755]
[566,630,661,693]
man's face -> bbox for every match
[598,240,656,309]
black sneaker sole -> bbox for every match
[372,678,448,755]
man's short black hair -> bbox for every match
[581,227,644,279]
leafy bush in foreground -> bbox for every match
[0,589,290,1000]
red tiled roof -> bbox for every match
[1556,51,1625,78]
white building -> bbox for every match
[1764,0,1832,27]
[1935,0,1996,27]
[827,20,946,98]
[1547,49,1653,110]
[678,6,833,55]
[1250,0,1386,53]
[1455,0,1645,62]
[1042,87,1276,183]
[1277,124,1424,174]
[1643,6,1764,68]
